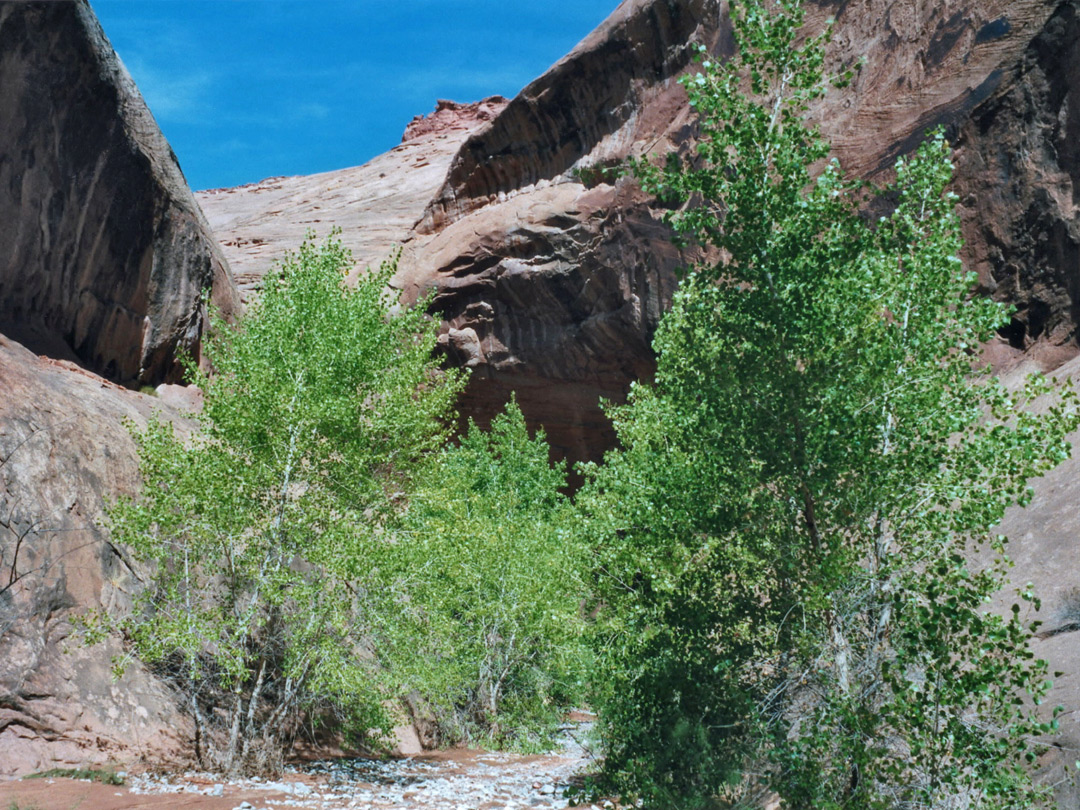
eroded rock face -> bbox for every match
[0,0,239,386]
[196,98,507,304]
[952,2,1080,362]
[414,183,681,468]
[202,0,720,467]
[409,0,1080,466]
[4,0,1080,781]
[798,0,1080,367]
[0,334,193,777]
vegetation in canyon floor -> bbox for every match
[99,236,464,773]
[89,0,1080,806]
[370,401,589,750]
[575,0,1080,807]
[96,235,587,773]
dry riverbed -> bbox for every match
[0,723,605,810]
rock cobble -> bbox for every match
[127,724,601,810]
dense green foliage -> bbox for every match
[101,234,587,774]
[96,3,1080,799]
[105,235,465,773]
[372,401,588,749]
[578,1,1079,807]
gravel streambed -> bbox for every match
[127,722,602,810]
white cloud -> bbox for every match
[126,60,218,123]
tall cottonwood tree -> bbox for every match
[579,1,1079,807]
[104,235,465,774]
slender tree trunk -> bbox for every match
[225,689,244,774]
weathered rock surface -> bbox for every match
[799,0,1080,368]
[0,334,194,777]
[0,0,239,386]
[992,357,1080,801]
[201,0,718,466]
[402,97,509,145]
[415,0,727,233]
[0,0,242,774]
[200,0,1080,471]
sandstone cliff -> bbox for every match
[0,0,238,775]
[0,335,193,776]
[200,3,1080,787]
[200,0,1079,471]
[0,0,239,386]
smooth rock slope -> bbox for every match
[0,0,239,386]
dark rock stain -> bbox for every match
[975,16,1012,45]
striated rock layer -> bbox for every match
[0,0,239,386]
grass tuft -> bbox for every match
[24,767,124,785]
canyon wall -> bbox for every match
[0,0,239,386]
[203,0,1079,469]
[0,0,236,774]
[0,338,193,776]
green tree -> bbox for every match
[104,234,465,774]
[371,400,588,750]
[578,1,1079,807]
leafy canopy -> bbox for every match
[371,400,589,750]
[578,1,1079,807]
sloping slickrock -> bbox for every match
[989,357,1080,802]
[196,97,510,303]
[0,0,239,386]
[0,333,192,777]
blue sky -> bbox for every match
[91,1,619,191]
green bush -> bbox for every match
[371,401,589,750]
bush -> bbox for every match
[370,401,589,750]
